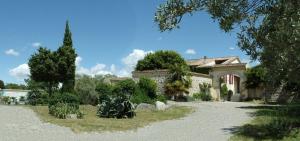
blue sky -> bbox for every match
[0,0,254,84]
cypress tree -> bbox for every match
[57,21,77,92]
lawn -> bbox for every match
[29,105,193,133]
[230,104,300,141]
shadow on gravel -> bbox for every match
[223,104,300,140]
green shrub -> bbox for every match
[115,79,137,96]
[47,92,82,119]
[192,93,201,100]
[27,90,49,105]
[227,90,233,101]
[138,77,157,99]
[131,88,155,104]
[49,103,83,119]
[19,96,26,102]
[96,82,112,96]
[97,94,135,118]
[48,92,80,106]
[220,84,228,99]
[186,95,195,102]
[1,96,11,105]
[193,92,212,101]
[74,75,98,105]
[156,94,167,103]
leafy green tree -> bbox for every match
[245,65,267,89]
[155,0,300,95]
[56,21,77,92]
[28,47,59,96]
[74,75,98,105]
[136,50,191,100]
[136,50,186,71]
[0,80,4,89]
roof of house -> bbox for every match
[187,56,243,68]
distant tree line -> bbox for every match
[0,80,27,90]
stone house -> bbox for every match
[132,56,248,101]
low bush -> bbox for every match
[48,92,82,119]
[1,96,11,104]
[193,92,212,101]
[138,77,157,99]
[96,82,112,96]
[186,96,195,102]
[227,90,233,101]
[115,79,137,96]
[48,92,80,106]
[220,84,228,100]
[19,96,26,102]
[131,88,155,104]
[97,94,135,118]
[27,90,49,105]
[156,94,167,103]
[49,103,83,119]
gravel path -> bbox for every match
[0,102,257,141]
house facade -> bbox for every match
[132,56,248,101]
[0,89,29,102]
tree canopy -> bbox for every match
[28,21,77,95]
[136,50,191,99]
[135,50,187,71]
[245,65,267,89]
[155,0,300,94]
[57,21,77,92]
[28,47,59,95]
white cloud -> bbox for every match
[9,64,30,79]
[76,64,114,77]
[120,49,153,77]
[76,49,152,77]
[157,37,163,41]
[229,47,235,50]
[32,42,42,48]
[75,56,82,66]
[110,64,116,72]
[185,49,196,55]
[5,49,19,56]
[122,49,152,68]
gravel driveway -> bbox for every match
[0,102,257,141]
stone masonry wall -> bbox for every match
[189,73,212,95]
[132,70,212,95]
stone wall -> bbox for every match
[132,70,169,94]
[132,70,212,95]
[188,72,212,95]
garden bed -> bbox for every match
[29,105,193,133]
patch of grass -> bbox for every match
[28,105,193,133]
[229,104,300,141]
